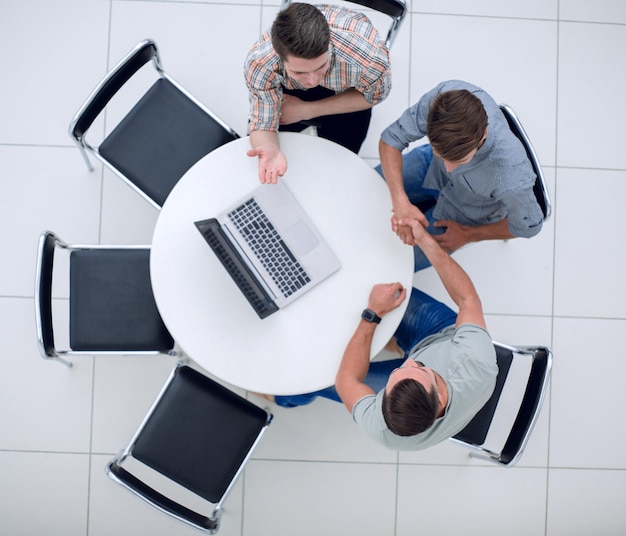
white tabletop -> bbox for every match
[151,132,413,395]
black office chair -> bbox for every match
[499,104,552,221]
[451,342,552,466]
[279,0,407,49]
[35,230,175,367]
[107,364,273,534]
[69,39,240,209]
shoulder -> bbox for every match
[324,5,387,57]
[321,4,374,29]
[245,31,279,70]
[452,324,495,355]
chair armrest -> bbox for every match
[35,232,58,359]
[107,462,219,533]
[499,347,552,465]
[69,40,159,142]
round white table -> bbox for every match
[151,132,413,395]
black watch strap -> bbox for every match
[361,308,382,324]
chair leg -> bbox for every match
[48,355,74,368]
[78,145,95,172]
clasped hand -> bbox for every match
[279,94,311,125]
[393,212,471,253]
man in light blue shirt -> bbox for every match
[378,80,544,271]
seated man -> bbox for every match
[378,80,544,271]
[264,216,497,451]
[244,2,391,183]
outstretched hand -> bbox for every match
[247,145,287,184]
[367,282,406,317]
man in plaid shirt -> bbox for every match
[244,3,391,183]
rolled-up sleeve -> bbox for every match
[357,48,391,105]
[244,42,283,134]
[501,185,544,238]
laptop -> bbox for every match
[194,180,341,319]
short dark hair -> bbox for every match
[382,378,439,436]
[271,3,330,61]
[427,89,488,162]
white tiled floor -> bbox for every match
[1,0,625,534]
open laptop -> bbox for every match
[194,180,341,319]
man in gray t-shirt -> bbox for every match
[378,80,544,271]
[352,323,496,450]
[333,217,497,450]
[269,214,497,451]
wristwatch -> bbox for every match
[361,308,382,324]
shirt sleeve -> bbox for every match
[500,183,544,238]
[244,40,282,134]
[379,83,444,150]
[351,393,390,445]
[356,47,391,104]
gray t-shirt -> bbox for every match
[381,80,543,238]
[352,323,497,451]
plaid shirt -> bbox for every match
[244,4,391,134]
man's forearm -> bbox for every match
[249,129,279,150]
[379,139,410,208]
[303,89,374,119]
[416,231,479,311]
[465,219,513,242]
[337,320,377,383]
[335,319,378,411]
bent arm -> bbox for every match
[379,139,429,242]
[434,218,514,253]
[300,89,374,120]
[335,320,378,413]
[335,283,407,412]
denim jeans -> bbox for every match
[375,144,442,271]
[273,287,457,407]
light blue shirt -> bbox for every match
[381,80,543,238]
[352,324,497,451]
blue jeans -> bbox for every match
[375,144,442,272]
[273,288,457,407]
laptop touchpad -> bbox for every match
[285,220,319,255]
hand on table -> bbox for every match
[367,282,406,317]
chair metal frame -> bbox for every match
[106,364,273,534]
[279,0,408,49]
[451,342,553,467]
[499,103,552,221]
[35,230,175,367]
[69,39,239,209]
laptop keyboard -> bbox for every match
[228,199,311,298]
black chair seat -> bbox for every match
[69,248,173,352]
[99,79,235,207]
[69,40,240,209]
[107,365,272,533]
[132,366,270,503]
